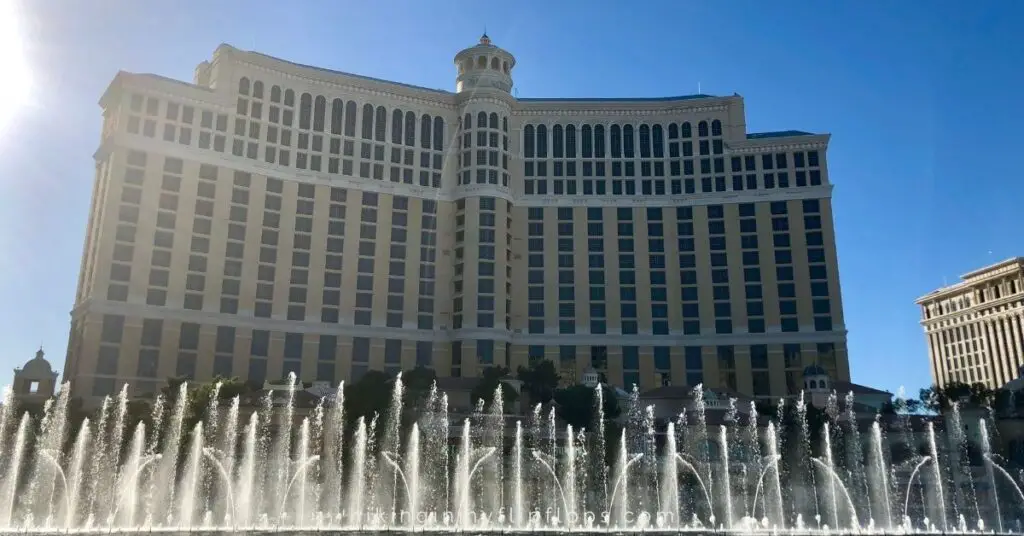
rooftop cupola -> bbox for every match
[454,34,516,94]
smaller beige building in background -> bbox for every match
[917,257,1024,389]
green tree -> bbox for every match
[124,399,154,429]
[471,366,519,410]
[919,382,994,412]
[553,384,621,430]
[401,367,437,406]
[161,375,251,432]
[517,360,561,406]
[400,367,438,425]
[755,400,779,419]
[896,397,923,414]
[343,370,394,425]
[992,388,1024,416]
[776,400,829,454]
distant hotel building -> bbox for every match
[65,35,849,402]
[918,257,1024,389]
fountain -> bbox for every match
[1,379,1024,534]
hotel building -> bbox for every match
[64,35,850,401]
[918,258,1024,389]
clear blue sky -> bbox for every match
[1,0,1021,396]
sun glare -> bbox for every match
[0,0,32,130]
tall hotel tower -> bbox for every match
[918,258,1024,389]
[66,35,849,401]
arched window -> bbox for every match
[536,125,548,158]
[502,116,508,132]
[477,112,487,128]
[421,114,432,149]
[299,93,312,130]
[668,124,678,139]
[252,81,264,99]
[523,125,535,158]
[489,113,498,129]
[610,125,622,158]
[503,61,509,74]
[433,117,444,151]
[623,125,634,158]
[581,125,593,158]
[284,89,295,107]
[681,122,691,138]
[330,99,344,135]
[638,125,651,158]
[711,119,722,136]
[270,85,282,103]
[361,103,374,139]
[565,125,577,158]
[477,56,487,68]
[464,113,472,130]
[652,125,664,158]
[491,57,500,70]
[313,96,327,132]
[238,77,250,95]
[594,125,606,158]
[392,109,404,144]
[375,106,387,141]
[552,125,564,158]
[345,101,357,136]
[405,111,416,146]
[698,121,708,137]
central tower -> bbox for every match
[454,33,516,94]
[449,35,517,374]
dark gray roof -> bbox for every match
[834,381,892,396]
[804,365,828,376]
[746,130,815,139]
[244,49,453,95]
[133,72,211,92]
[519,94,717,103]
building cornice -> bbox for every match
[517,185,833,207]
[79,300,848,346]
[455,93,516,110]
[97,133,452,200]
[452,184,514,203]
[97,135,834,208]
[512,103,731,117]
[916,260,1024,304]
[100,72,223,110]
[218,45,458,111]
[729,134,830,153]
[921,299,1024,331]
[961,257,1024,281]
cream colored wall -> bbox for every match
[67,48,850,401]
[919,263,1024,389]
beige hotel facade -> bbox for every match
[65,35,850,402]
[917,257,1024,390]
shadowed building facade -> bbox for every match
[917,257,1024,389]
[65,35,850,402]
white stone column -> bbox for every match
[975,318,993,386]
[928,330,944,386]
[985,319,1009,386]
[1007,311,1024,377]
[994,317,1012,386]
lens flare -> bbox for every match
[0,0,32,131]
